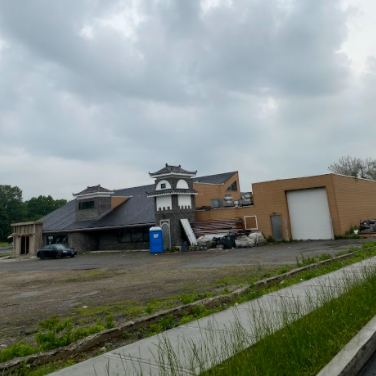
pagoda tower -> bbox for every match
[147,164,197,250]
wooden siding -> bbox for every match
[12,222,43,256]
[111,196,129,210]
[332,175,376,234]
[194,172,242,207]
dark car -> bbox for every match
[37,244,77,259]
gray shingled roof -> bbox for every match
[40,171,237,232]
[41,184,155,232]
[149,164,197,177]
[73,185,113,196]
[193,171,237,185]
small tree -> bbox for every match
[328,156,376,180]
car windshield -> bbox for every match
[54,244,66,250]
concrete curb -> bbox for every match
[0,248,368,372]
[317,314,376,376]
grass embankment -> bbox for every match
[203,263,376,376]
[2,243,376,375]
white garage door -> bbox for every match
[286,188,333,240]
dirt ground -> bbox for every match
[0,239,368,347]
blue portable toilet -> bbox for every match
[149,226,163,254]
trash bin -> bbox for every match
[149,226,163,254]
[223,234,236,249]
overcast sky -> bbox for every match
[0,0,375,200]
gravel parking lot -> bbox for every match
[0,239,368,347]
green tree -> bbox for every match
[24,195,67,221]
[0,185,25,240]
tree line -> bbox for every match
[0,185,67,241]
[328,156,376,180]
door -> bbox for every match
[160,220,171,251]
[20,236,30,255]
[271,215,283,241]
[286,188,333,240]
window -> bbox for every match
[161,183,166,189]
[211,198,222,209]
[79,201,95,210]
[227,181,237,191]
[244,216,258,230]
[118,228,150,243]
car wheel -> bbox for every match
[40,252,45,260]
[55,252,62,259]
[70,254,75,258]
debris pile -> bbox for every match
[359,219,376,233]
[196,231,266,250]
[192,219,243,238]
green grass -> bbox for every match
[0,252,12,258]
[202,265,376,376]
[5,360,76,376]
[0,241,9,247]
[3,243,376,372]
[0,315,115,363]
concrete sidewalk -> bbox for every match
[50,257,376,376]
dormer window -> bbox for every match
[79,201,95,210]
[161,183,166,189]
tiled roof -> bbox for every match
[40,171,237,232]
[193,171,237,185]
[73,185,113,196]
[149,164,197,177]
[41,184,155,232]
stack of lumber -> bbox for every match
[191,218,243,237]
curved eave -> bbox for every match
[149,172,197,178]
[147,190,198,198]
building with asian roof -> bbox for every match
[18,164,244,254]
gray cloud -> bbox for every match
[0,0,374,199]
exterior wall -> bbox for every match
[196,206,257,224]
[194,172,242,207]
[13,222,43,256]
[332,175,376,234]
[178,195,192,209]
[97,230,149,251]
[75,196,112,221]
[251,175,339,240]
[156,196,172,211]
[68,232,98,253]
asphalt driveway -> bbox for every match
[0,239,369,272]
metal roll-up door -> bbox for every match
[286,188,333,240]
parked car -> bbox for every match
[37,244,77,259]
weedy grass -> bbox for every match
[3,242,376,371]
[123,263,376,376]
[0,315,115,363]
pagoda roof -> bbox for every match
[73,185,113,197]
[149,164,197,178]
[146,188,198,198]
